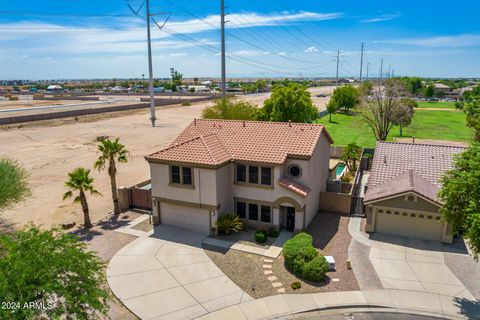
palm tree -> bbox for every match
[63,168,101,228]
[94,138,129,215]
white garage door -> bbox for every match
[375,210,443,242]
[160,202,211,233]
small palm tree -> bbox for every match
[94,138,129,215]
[63,168,101,229]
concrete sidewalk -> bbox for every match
[199,289,480,320]
[107,225,252,320]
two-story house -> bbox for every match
[145,119,333,234]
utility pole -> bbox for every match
[379,58,384,82]
[220,0,226,98]
[359,42,364,84]
[335,49,340,87]
[366,62,370,80]
[146,0,156,127]
[387,64,392,79]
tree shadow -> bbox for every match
[0,217,17,235]
[454,297,480,319]
[306,211,342,250]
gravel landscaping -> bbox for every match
[204,211,359,298]
[131,217,154,232]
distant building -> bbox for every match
[46,85,63,92]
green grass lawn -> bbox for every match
[317,109,472,147]
[417,101,457,109]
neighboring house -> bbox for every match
[145,119,333,234]
[364,141,466,243]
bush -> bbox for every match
[341,172,354,183]
[255,230,268,243]
[302,256,329,282]
[283,232,327,282]
[291,281,301,290]
[202,98,258,120]
[216,214,243,234]
[181,101,192,106]
[268,228,279,238]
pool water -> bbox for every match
[335,163,346,177]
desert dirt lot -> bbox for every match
[0,88,330,230]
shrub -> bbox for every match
[283,232,327,282]
[341,172,354,183]
[216,214,243,234]
[202,98,258,120]
[181,101,192,106]
[302,256,329,282]
[255,230,268,243]
[268,228,279,238]
[291,281,301,290]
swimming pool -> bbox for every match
[335,163,346,177]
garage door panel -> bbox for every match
[160,203,210,233]
[376,211,443,242]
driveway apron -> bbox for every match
[107,225,252,320]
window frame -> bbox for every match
[169,165,194,187]
[235,163,273,187]
[234,199,272,225]
[260,205,271,223]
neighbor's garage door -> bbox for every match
[160,202,211,233]
[376,210,443,242]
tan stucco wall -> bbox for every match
[372,196,440,213]
[319,192,351,214]
[150,163,218,206]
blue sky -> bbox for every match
[1,0,479,79]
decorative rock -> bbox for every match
[263,258,274,263]
[272,282,283,288]
[264,270,273,275]
[262,264,272,269]
[332,278,340,282]
[277,288,285,293]
[267,276,278,281]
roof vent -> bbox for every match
[194,118,197,126]
[383,155,387,165]
[288,120,292,127]
[412,136,416,144]
[242,120,246,127]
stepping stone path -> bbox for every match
[262,258,286,293]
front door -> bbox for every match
[286,207,295,232]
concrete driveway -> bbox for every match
[369,234,474,299]
[107,225,252,320]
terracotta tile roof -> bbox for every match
[146,119,333,166]
[365,141,465,203]
[278,177,311,197]
[364,170,441,204]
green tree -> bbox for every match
[439,143,480,259]
[329,85,360,112]
[391,99,416,137]
[257,83,318,123]
[0,157,30,210]
[424,84,435,99]
[401,77,423,95]
[202,98,258,120]
[170,67,183,87]
[63,168,101,228]
[94,138,129,215]
[255,79,267,92]
[457,86,480,141]
[341,142,362,173]
[0,226,109,319]
[326,100,337,122]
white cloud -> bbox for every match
[362,13,401,23]
[232,50,269,57]
[168,52,188,57]
[381,34,480,48]
[304,46,319,53]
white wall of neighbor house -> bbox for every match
[149,163,218,207]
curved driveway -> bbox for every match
[107,225,252,320]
